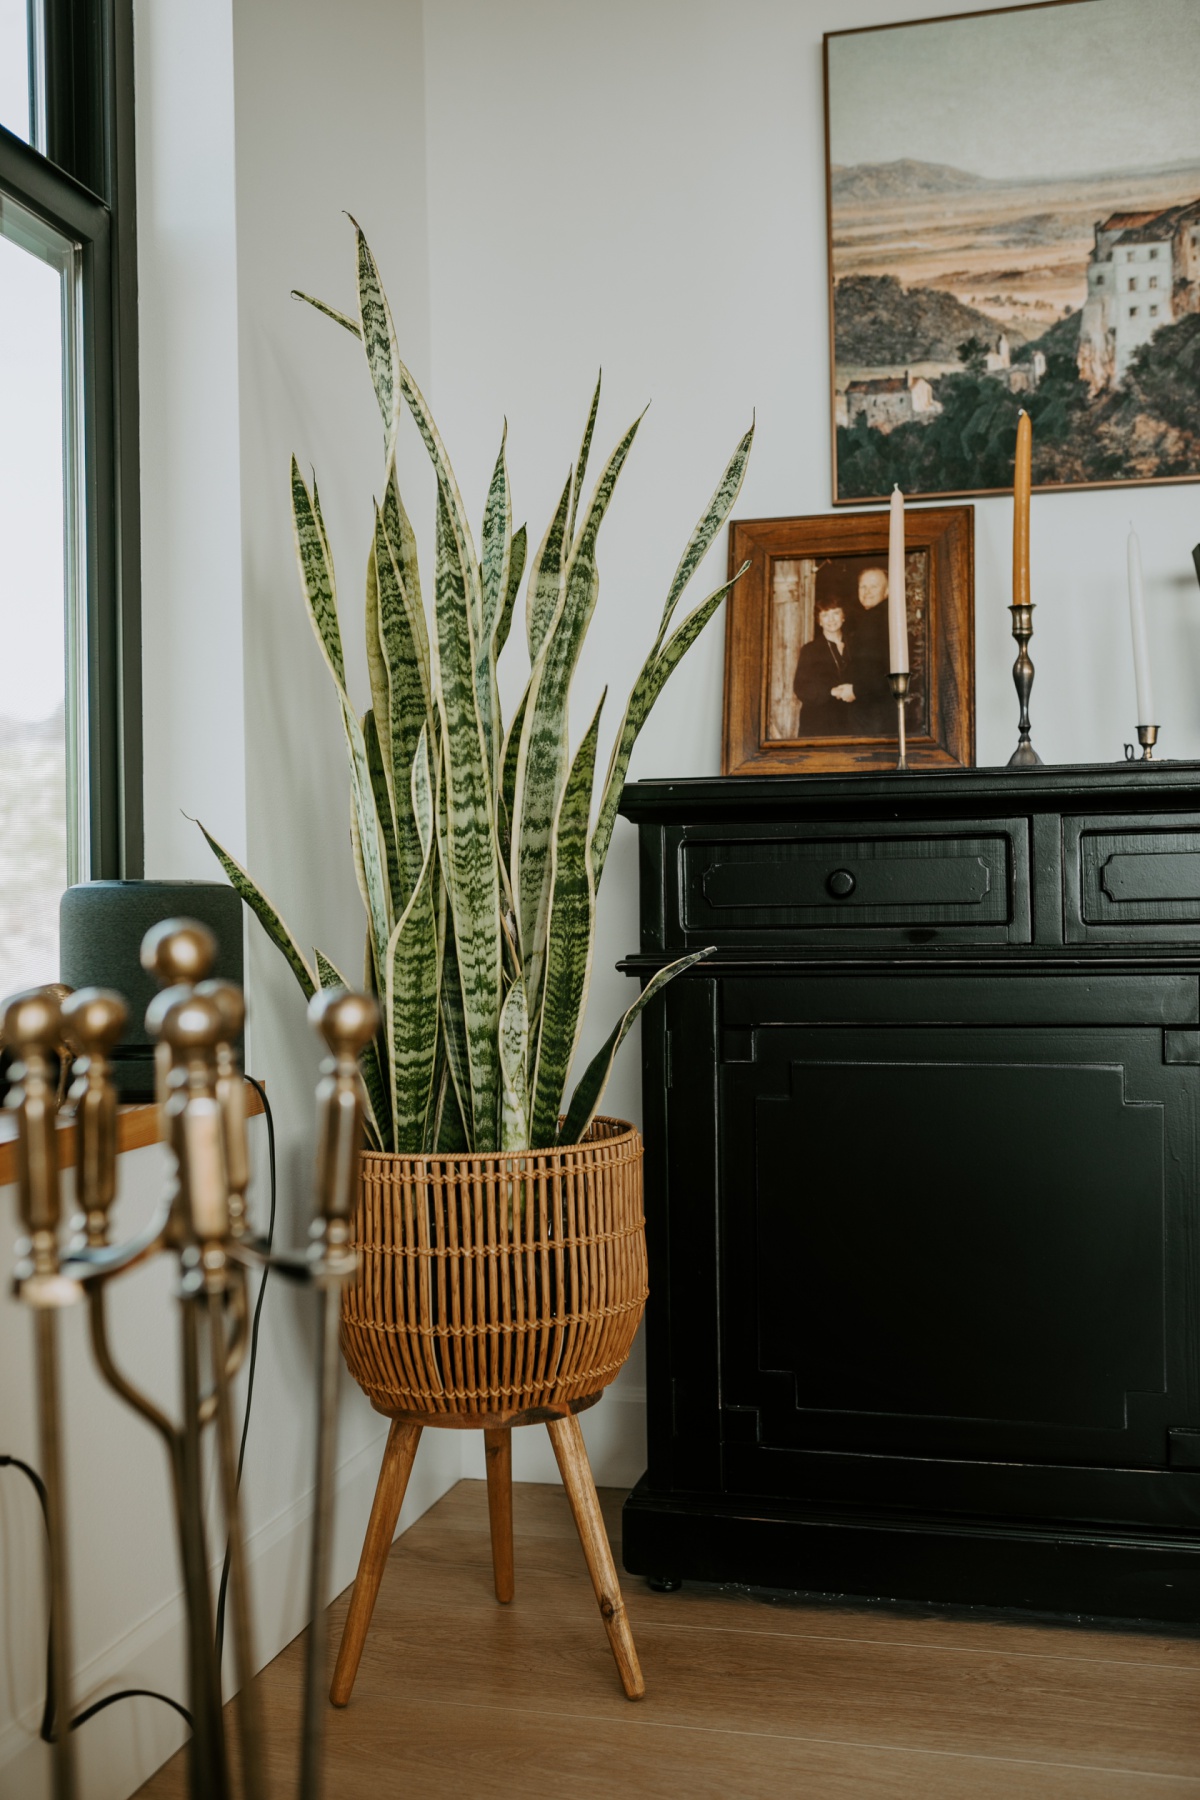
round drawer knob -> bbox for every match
[827,868,856,899]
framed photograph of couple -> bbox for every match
[722,507,974,775]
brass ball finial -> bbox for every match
[308,988,379,1058]
[61,988,128,1057]
[195,978,245,1042]
[158,991,224,1054]
[140,918,217,988]
[3,987,64,1057]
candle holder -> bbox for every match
[1124,724,1160,762]
[1007,602,1042,767]
[888,670,910,770]
[3,924,375,1800]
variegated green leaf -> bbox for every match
[364,707,402,911]
[381,461,429,692]
[433,489,503,1148]
[478,427,511,781]
[199,825,316,1000]
[497,684,528,871]
[559,948,713,1145]
[410,725,433,862]
[529,693,603,1148]
[513,413,643,997]
[434,1058,469,1152]
[291,290,363,337]
[567,371,601,550]
[592,565,747,882]
[291,459,346,692]
[435,848,472,1140]
[384,833,440,1153]
[653,423,754,648]
[350,216,401,470]
[498,975,531,1152]
[525,470,571,665]
[352,226,481,635]
[315,946,387,1152]
[343,700,393,966]
[494,523,526,664]
[374,504,429,901]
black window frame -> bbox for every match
[0,0,141,878]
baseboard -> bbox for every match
[0,1427,462,1800]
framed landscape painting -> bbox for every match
[825,0,1200,503]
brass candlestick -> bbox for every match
[1125,724,1160,762]
[1008,602,1042,767]
[888,670,910,770]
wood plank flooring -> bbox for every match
[136,1478,1200,1797]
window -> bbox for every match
[1151,305,1160,317]
[1130,305,1139,317]
[1150,276,1158,288]
[1150,247,1160,259]
[0,1,140,999]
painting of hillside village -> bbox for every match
[826,0,1200,501]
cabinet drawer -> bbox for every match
[677,820,1029,944]
[1068,818,1200,941]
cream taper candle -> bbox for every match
[888,483,908,673]
[1127,524,1155,726]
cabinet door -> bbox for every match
[715,972,1200,1526]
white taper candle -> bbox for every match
[888,484,908,673]
[1127,524,1155,726]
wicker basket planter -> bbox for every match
[331,1118,649,1703]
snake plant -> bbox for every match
[202,223,752,1154]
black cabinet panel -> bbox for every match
[621,767,1200,1619]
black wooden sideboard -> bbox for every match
[618,764,1200,1622]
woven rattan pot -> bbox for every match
[331,1117,650,1705]
[341,1116,646,1418]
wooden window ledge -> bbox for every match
[0,1082,264,1188]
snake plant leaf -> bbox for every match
[558,947,714,1145]
[384,831,440,1154]
[435,872,473,1140]
[498,975,531,1152]
[494,523,526,664]
[315,946,388,1151]
[567,372,601,550]
[529,692,604,1148]
[292,291,363,338]
[497,684,528,871]
[513,411,644,990]
[478,427,511,780]
[653,423,754,648]
[364,706,402,910]
[410,724,434,862]
[350,216,402,471]
[434,1058,469,1152]
[199,825,316,1000]
[373,505,429,901]
[352,226,482,637]
[592,564,748,883]
[292,460,347,693]
[433,488,504,1146]
[525,469,572,666]
[381,460,429,695]
[343,699,393,956]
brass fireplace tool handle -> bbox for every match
[5,920,372,1800]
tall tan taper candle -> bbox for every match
[1013,409,1032,608]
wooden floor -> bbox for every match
[137,1478,1200,1797]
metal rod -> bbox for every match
[179,1285,232,1800]
[299,1278,342,1800]
[35,1307,76,1800]
[208,1276,265,1800]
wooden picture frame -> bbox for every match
[722,507,974,775]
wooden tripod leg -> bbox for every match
[546,1414,645,1701]
[329,1419,422,1707]
[483,1427,515,1603]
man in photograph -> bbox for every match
[845,563,895,736]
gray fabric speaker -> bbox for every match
[59,880,244,1098]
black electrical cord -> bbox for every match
[214,1073,277,1666]
[1,1071,277,1742]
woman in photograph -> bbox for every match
[793,598,856,734]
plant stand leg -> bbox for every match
[329,1419,422,1707]
[546,1414,645,1701]
[483,1427,515,1603]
